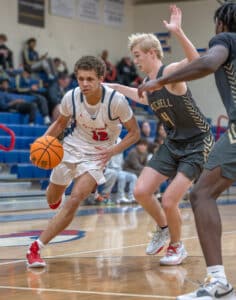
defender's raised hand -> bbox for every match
[163,5,182,34]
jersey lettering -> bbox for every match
[92,130,109,141]
[160,112,175,127]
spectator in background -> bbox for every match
[116,56,142,87]
[95,167,117,205]
[47,73,71,120]
[141,120,155,143]
[22,38,55,80]
[101,50,117,82]
[15,67,51,125]
[68,72,79,89]
[123,139,148,177]
[53,57,68,76]
[0,68,10,82]
[147,142,160,161]
[155,121,167,144]
[108,137,137,203]
[0,34,13,71]
[0,78,37,125]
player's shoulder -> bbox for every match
[209,32,236,48]
[63,87,81,101]
[103,84,123,98]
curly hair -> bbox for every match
[74,55,106,78]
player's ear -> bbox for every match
[216,19,224,33]
[100,76,105,83]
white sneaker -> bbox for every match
[120,196,131,203]
[146,227,169,255]
[177,276,234,299]
[160,242,187,265]
[128,195,136,203]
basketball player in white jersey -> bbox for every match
[26,55,140,268]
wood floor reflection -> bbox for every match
[0,204,235,299]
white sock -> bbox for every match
[44,115,51,124]
[36,239,45,249]
[207,265,227,284]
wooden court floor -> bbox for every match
[0,202,235,300]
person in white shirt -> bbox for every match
[26,55,140,268]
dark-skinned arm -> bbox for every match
[138,45,229,96]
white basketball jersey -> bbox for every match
[60,85,133,163]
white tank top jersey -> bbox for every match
[59,85,133,163]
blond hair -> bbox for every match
[128,33,164,60]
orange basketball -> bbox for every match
[30,136,64,170]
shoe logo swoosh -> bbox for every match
[214,287,234,298]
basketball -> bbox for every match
[30,136,64,170]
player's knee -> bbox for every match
[161,194,177,212]
[63,194,81,214]
[133,185,149,203]
[190,187,201,210]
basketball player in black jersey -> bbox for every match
[139,2,236,299]
[108,5,214,266]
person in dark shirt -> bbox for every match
[139,3,236,299]
[123,138,148,177]
[15,67,51,125]
[0,79,37,124]
[107,5,213,266]
[47,73,71,120]
[22,38,55,80]
[116,56,141,86]
[0,34,13,70]
[53,57,68,76]
[101,50,117,83]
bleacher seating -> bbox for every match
[0,111,44,125]
[10,164,51,179]
[0,91,36,103]
[1,150,30,163]
[1,109,228,197]
[0,112,48,179]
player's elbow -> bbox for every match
[202,63,218,73]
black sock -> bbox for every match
[160,225,168,230]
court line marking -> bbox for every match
[0,260,25,266]
[44,230,236,259]
[0,285,175,299]
[0,230,235,265]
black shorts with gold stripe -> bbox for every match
[205,123,236,180]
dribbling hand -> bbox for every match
[95,146,114,169]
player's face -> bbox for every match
[76,69,103,96]
[131,45,153,74]
[215,18,223,34]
